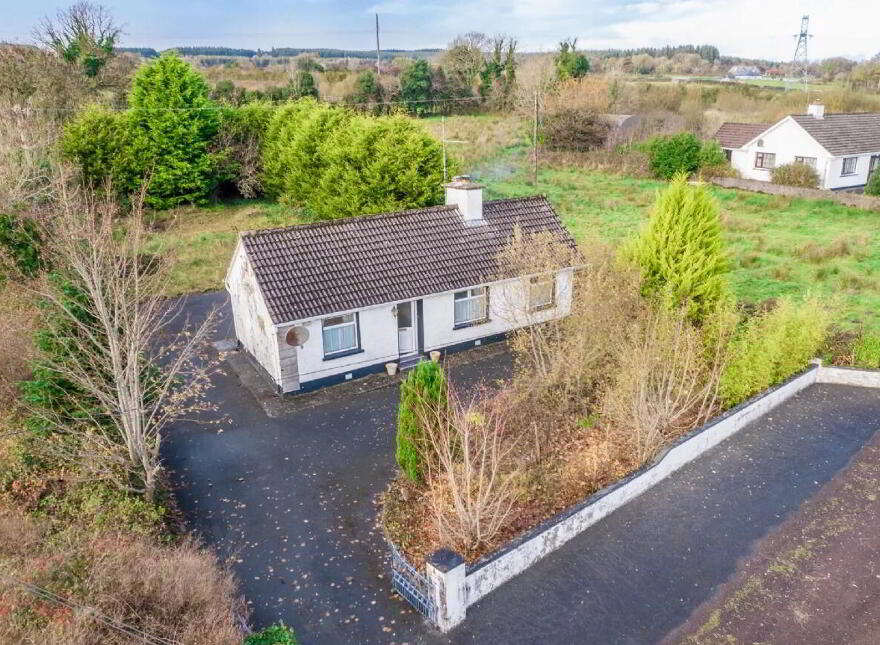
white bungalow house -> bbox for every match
[715,102,880,191]
[225,177,577,393]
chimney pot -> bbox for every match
[445,176,484,224]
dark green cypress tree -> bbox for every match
[396,361,447,484]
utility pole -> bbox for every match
[375,13,381,80]
[792,15,812,95]
[532,90,539,186]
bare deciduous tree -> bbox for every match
[601,303,731,463]
[27,182,219,501]
[35,2,122,78]
[0,104,59,211]
[495,233,641,402]
[418,387,517,554]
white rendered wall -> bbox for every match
[421,269,574,352]
[824,153,878,190]
[732,117,832,185]
[271,268,574,387]
[226,245,281,386]
[278,304,400,386]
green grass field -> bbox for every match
[490,167,880,331]
[149,154,880,332]
[145,200,301,295]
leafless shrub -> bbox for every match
[0,281,39,409]
[543,108,611,152]
[0,103,60,211]
[601,304,730,463]
[26,182,220,501]
[74,535,244,645]
[496,236,641,406]
[0,520,245,645]
[544,76,612,115]
[419,388,518,555]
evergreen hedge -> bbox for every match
[396,361,447,484]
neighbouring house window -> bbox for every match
[322,313,359,356]
[794,156,817,169]
[723,149,732,162]
[871,155,880,177]
[754,152,776,169]
[529,275,555,311]
[453,287,488,326]
[842,157,858,176]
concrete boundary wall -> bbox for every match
[462,364,820,610]
[818,365,880,388]
[422,363,880,631]
[709,176,880,211]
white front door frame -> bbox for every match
[397,301,417,357]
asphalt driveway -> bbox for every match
[164,293,880,645]
[162,292,511,644]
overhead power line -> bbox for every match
[0,95,487,113]
[0,574,181,645]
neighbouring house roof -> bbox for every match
[239,196,577,325]
[713,122,769,149]
[790,113,880,156]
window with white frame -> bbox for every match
[453,287,488,326]
[794,156,817,169]
[842,156,858,176]
[528,275,555,311]
[322,313,359,357]
[754,152,776,169]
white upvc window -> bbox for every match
[794,156,817,169]
[842,156,858,176]
[529,275,555,311]
[453,287,488,326]
[322,313,359,357]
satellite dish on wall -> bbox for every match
[757,139,764,147]
[286,326,309,347]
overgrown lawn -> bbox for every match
[145,200,302,295]
[490,167,880,332]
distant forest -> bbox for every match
[117,46,442,59]
[590,44,721,63]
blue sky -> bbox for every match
[2,1,878,61]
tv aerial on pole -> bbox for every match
[441,116,468,182]
[792,15,813,95]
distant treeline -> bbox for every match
[118,46,441,60]
[118,47,159,58]
[590,44,721,63]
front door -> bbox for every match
[397,301,416,356]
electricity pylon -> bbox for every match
[792,15,812,94]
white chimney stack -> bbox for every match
[444,175,484,224]
[807,101,825,119]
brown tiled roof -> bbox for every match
[713,122,769,149]
[240,196,577,324]
[791,113,880,156]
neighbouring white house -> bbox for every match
[225,177,578,393]
[715,102,880,191]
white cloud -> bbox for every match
[369,0,880,59]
